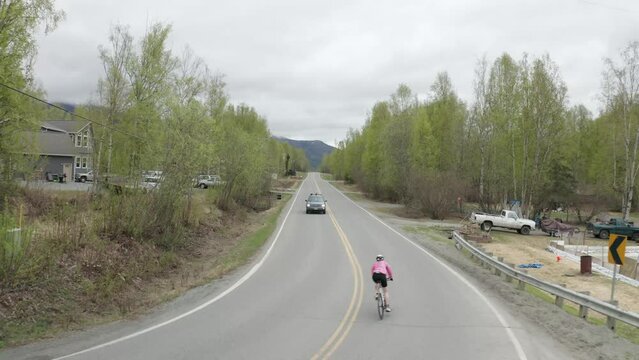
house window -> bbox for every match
[82,131,88,147]
[75,133,82,147]
[75,156,89,169]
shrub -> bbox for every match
[410,171,467,220]
[98,187,192,249]
[0,213,35,288]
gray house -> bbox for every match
[28,120,94,181]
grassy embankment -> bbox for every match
[0,183,296,349]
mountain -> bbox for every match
[53,102,76,113]
[275,137,335,170]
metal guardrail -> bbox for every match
[452,231,639,329]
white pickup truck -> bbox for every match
[470,210,536,235]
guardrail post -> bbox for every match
[485,252,493,269]
[495,257,503,277]
[505,263,515,283]
[554,284,566,308]
[607,300,618,331]
[474,245,484,266]
[518,270,527,290]
[578,291,590,320]
[476,246,485,258]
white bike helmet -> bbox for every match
[376,254,384,261]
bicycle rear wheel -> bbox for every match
[377,293,385,320]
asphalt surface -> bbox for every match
[18,180,93,192]
[2,173,573,359]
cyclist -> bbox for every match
[371,254,394,312]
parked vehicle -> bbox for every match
[587,217,639,241]
[194,175,222,189]
[142,170,163,178]
[74,170,94,183]
[470,210,536,235]
[540,218,578,237]
[141,176,161,191]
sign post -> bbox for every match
[608,235,627,302]
[610,264,618,302]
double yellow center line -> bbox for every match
[311,204,364,359]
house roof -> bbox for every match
[42,120,90,134]
[40,123,67,133]
[26,131,78,156]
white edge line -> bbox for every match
[326,180,528,360]
[53,178,307,360]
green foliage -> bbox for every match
[0,13,306,346]
[85,21,301,245]
[325,52,618,218]
[99,192,154,240]
[0,211,33,287]
[325,81,471,210]
[0,1,64,182]
[213,104,273,209]
[427,72,466,173]
[601,42,639,219]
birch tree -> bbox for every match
[361,102,391,197]
[486,54,521,203]
[603,42,639,219]
[520,55,567,216]
[428,72,466,173]
[97,25,132,180]
[122,22,177,177]
[469,57,492,208]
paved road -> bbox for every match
[3,173,571,359]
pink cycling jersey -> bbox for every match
[371,260,393,278]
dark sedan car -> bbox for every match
[305,193,327,214]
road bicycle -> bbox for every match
[375,278,392,320]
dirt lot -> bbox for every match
[479,230,639,315]
[328,180,639,359]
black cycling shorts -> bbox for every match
[372,272,388,288]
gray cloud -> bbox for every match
[34,0,639,144]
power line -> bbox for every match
[0,82,146,142]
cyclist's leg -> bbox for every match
[383,286,390,307]
[372,273,383,298]
[380,277,390,309]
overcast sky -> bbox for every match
[34,0,639,146]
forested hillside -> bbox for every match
[322,47,639,220]
[275,137,335,170]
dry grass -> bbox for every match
[0,183,296,349]
[482,229,639,314]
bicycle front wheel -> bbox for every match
[377,294,385,320]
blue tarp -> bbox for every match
[518,263,543,269]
